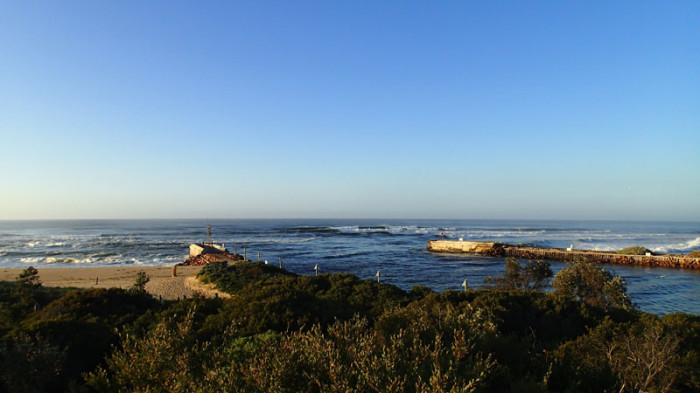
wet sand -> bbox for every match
[0,265,229,300]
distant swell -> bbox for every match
[323,251,371,259]
[341,230,393,236]
[284,226,340,234]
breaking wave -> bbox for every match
[283,226,340,234]
[652,237,700,254]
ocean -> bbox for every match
[1,219,698,315]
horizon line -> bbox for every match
[1,217,698,224]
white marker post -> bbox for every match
[462,279,468,292]
[376,270,381,284]
[314,264,318,276]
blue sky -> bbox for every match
[1,1,698,220]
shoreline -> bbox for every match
[0,265,228,300]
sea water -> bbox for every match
[0,219,698,315]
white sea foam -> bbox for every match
[150,255,182,263]
[46,242,66,247]
[228,236,316,244]
[17,253,130,265]
[19,257,43,264]
[652,236,700,254]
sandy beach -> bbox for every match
[0,265,228,300]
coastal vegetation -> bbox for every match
[552,258,632,311]
[616,245,653,255]
[485,257,552,291]
[0,263,698,392]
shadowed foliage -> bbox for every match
[486,258,553,291]
[552,258,633,311]
[0,262,697,392]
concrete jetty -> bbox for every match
[427,240,498,254]
[427,240,700,270]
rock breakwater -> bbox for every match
[427,240,700,270]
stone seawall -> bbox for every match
[427,240,700,270]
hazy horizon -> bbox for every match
[2,217,699,224]
[2,2,698,221]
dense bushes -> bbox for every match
[550,313,700,392]
[87,313,496,393]
[1,261,698,392]
[198,262,409,335]
[197,261,295,294]
[0,282,162,393]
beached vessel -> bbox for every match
[182,225,243,266]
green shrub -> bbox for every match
[198,261,295,294]
[129,271,149,293]
[15,288,160,389]
[0,334,66,393]
[552,259,634,311]
[550,314,699,393]
[88,313,497,393]
[85,310,207,392]
[485,258,553,291]
[0,282,72,337]
[616,245,652,255]
[201,273,409,336]
[17,266,41,288]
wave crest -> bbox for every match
[652,236,700,254]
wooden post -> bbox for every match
[172,265,177,277]
[279,257,282,269]
[243,247,247,261]
[258,252,261,262]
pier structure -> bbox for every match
[427,240,700,270]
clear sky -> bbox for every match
[1,1,698,220]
